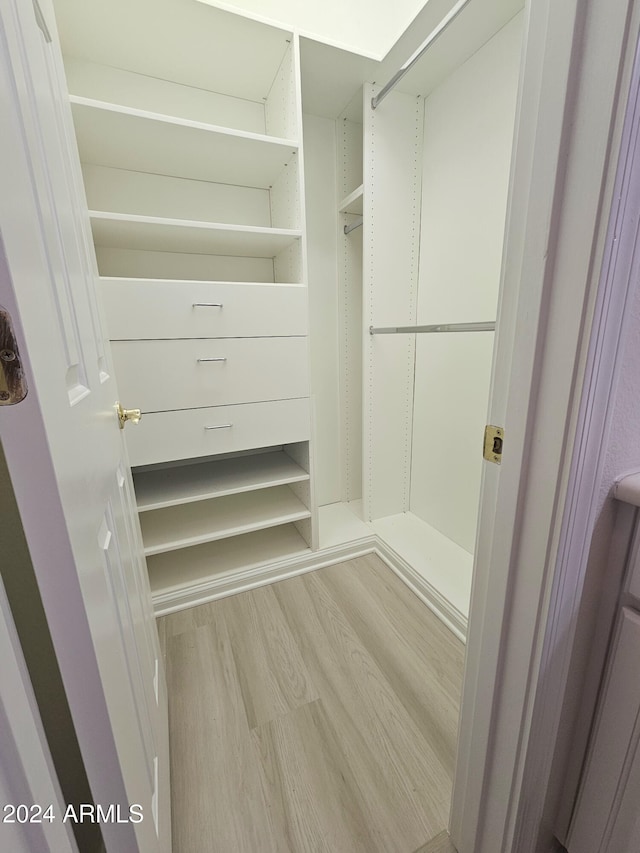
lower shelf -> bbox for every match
[140,485,311,556]
[146,524,310,596]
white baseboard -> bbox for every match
[152,533,468,642]
[152,535,377,616]
[374,538,468,643]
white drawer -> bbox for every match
[124,398,310,467]
[101,279,308,339]
[113,337,308,412]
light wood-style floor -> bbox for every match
[158,554,464,853]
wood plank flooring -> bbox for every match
[160,553,464,852]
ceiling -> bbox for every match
[196,0,429,60]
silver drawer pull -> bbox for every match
[205,424,233,430]
[192,302,223,308]
[197,357,227,363]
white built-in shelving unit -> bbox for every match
[55,0,316,607]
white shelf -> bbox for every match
[101,278,304,287]
[89,211,301,258]
[147,524,310,596]
[140,485,311,556]
[338,184,363,215]
[71,97,297,189]
[134,451,309,513]
[56,0,293,106]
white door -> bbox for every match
[0,1,170,851]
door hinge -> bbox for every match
[0,307,27,406]
[483,425,504,464]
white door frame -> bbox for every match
[513,29,640,852]
[0,573,78,853]
[451,0,640,851]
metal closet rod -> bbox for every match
[371,0,473,110]
[344,216,363,235]
[370,321,495,335]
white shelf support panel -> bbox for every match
[363,84,424,521]
[337,112,364,505]
[70,97,298,189]
[139,485,311,556]
[134,451,309,513]
[89,211,301,257]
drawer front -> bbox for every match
[101,280,308,339]
[125,398,310,467]
[112,337,309,412]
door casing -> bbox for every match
[451,0,640,851]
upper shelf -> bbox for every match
[56,0,292,104]
[90,211,301,258]
[338,184,363,216]
[70,97,298,189]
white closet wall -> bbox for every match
[410,13,524,553]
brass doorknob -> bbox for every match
[116,402,142,430]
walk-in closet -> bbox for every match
[48,0,525,848]
[313,7,522,638]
